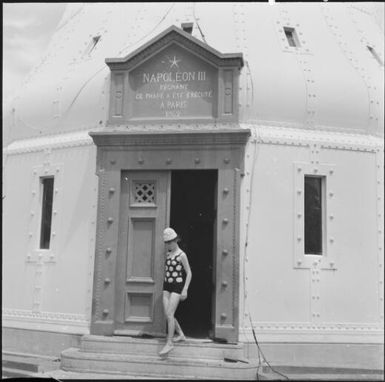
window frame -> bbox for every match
[27,162,63,263]
[293,162,337,270]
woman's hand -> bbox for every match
[180,290,188,301]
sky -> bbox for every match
[3,3,66,103]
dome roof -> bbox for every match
[3,2,384,144]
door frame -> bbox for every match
[89,128,250,343]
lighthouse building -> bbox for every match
[2,3,384,378]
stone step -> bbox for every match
[80,334,245,361]
[2,351,60,373]
[2,367,36,379]
[61,347,258,380]
[258,365,385,381]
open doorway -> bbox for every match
[170,170,217,339]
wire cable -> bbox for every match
[63,3,175,119]
[192,3,207,44]
[117,3,175,56]
[248,314,290,380]
[243,128,290,380]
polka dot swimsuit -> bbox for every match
[164,252,185,284]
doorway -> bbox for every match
[170,170,217,339]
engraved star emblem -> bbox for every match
[169,55,181,68]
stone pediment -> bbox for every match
[105,25,244,123]
[105,25,243,71]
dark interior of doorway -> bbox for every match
[170,170,217,339]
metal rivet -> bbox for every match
[194,158,200,164]
[297,213,302,218]
[224,158,230,164]
[329,192,334,197]
[107,217,114,223]
[106,248,112,254]
[223,218,229,224]
[222,281,228,287]
[329,215,334,220]
[297,237,302,241]
[223,188,229,194]
[109,187,115,193]
[104,278,111,284]
[166,158,172,164]
[221,313,227,319]
[102,309,109,315]
[138,158,144,164]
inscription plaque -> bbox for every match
[129,46,217,119]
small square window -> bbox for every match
[84,35,101,56]
[304,176,324,255]
[181,22,193,34]
[367,45,383,66]
[284,27,300,48]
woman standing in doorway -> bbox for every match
[159,228,192,356]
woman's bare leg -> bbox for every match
[159,292,181,355]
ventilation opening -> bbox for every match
[284,27,300,48]
[181,22,193,34]
[367,45,384,66]
[84,35,101,55]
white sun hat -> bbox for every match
[163,227,178,242]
